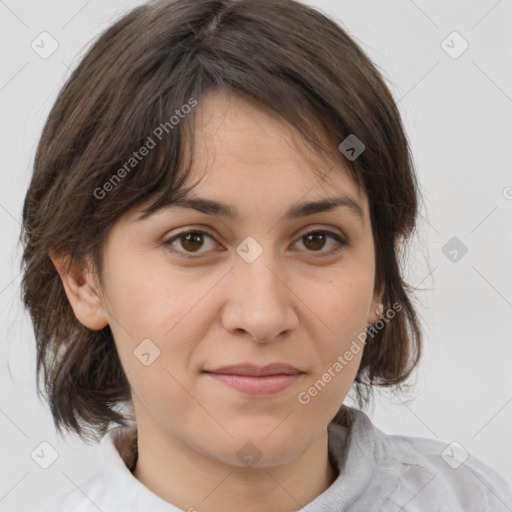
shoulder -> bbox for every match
[38,422,178,512]
[376,428,512,511]
[38,422,134,511]
[338,407,512,511]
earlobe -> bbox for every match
[367,285,385,326]
[49,249,109,330]
[367,302,384,326]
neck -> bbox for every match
[132,423,339,512]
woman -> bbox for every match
[20,0,512,510]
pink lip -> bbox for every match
[205,373,303,395]
[204,363,303,376]
[203,363,305,396]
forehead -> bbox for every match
[123,89,370,226]
[187,89,366,204]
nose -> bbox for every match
[219,246,299,343]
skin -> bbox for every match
[51,89,384,512]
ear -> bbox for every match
[367,285,385,326]
[49,249,109,330]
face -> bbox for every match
[57,89,383,469]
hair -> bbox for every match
[19,0,423,443]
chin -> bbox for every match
[209,431,309,470]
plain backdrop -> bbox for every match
[1,0,511,510]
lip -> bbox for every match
[203,363,304,376]
[202,363,305,396]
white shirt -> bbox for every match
[40,407,512,511]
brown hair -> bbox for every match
[19,0,423,443]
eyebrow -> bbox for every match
[134,194,364,224]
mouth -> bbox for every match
[202,363,305,396]
[203,363,304,376]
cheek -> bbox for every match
[307,263,375,345]
[108,278,207,429]
[294,324,364,426]
[104,251,211,340]
[102,260,217,404]
[300,261,374,404]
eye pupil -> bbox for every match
[303,233,326,251]
[181,232,204,252]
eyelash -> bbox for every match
[162,228,348,259]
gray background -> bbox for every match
[1,0,511,510]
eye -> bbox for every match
[163,228,348,258]
[293,229,348,256]
[163,229,218,257]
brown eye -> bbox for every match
[294,230,348,255]
[163,228,348,259]
[163,230,216,257]
[179,232,206,252]
[302,232,328,251]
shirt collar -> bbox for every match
[99,419,181,510]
